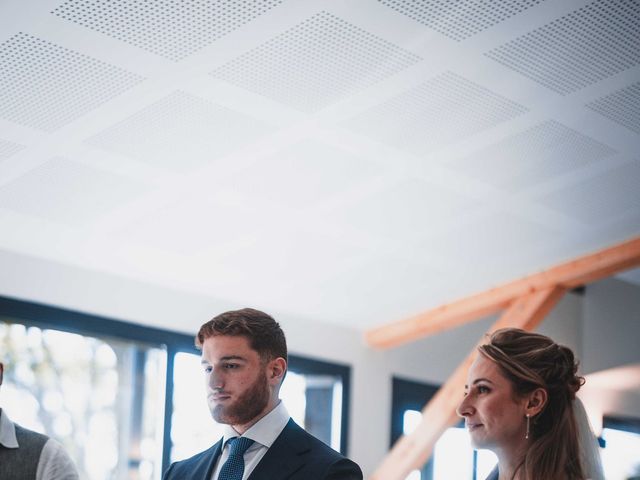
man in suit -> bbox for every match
[163,308,362,480]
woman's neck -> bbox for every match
[496,443,528,480]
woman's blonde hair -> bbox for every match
[479,328,585,480]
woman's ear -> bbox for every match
[525,387,548,417]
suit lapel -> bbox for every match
[248,419,309,480]
[193,438,223,480]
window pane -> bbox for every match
[402,410,492,480]
[433,428,474,480]
[0,321,166,480]
[288,372,343,451]
[403,409,422,435]
[171,351,224,462]
[601,427,640,480]
[476,448,499,479]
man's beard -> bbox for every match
[211,371,270,426]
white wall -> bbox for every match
[1,249,639,476]
[583,278,640,374]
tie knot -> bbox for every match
[227,437,254,457]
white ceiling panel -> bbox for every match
[330,177,479,242]
[51,0,285,61]
[0,32,144,131]
[0,138,26,162]
[377,0,546,42]
[345,71,528,156]
[418,211,557,273]
[447,120,617,192]
[211,10,422,112]
[536,161,640,225]
[485,0,640,95]
[86,91,273,171]
[0,157,147,225]
[217,140,385,208]
[587,81,640,135]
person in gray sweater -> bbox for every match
[0,361,79,480]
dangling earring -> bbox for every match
[525,414,531,439]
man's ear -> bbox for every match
[525,387,548,417]
[268,357,286,384]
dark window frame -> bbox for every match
[0,295,352,474]
[603,415,640,435]
[391,376,439,479]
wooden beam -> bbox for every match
[370,286,566,480]
[366,235,640,349]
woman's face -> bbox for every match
[456,355,529,452]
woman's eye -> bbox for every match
[478,385,490,394]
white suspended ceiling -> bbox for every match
[0,0,638,329]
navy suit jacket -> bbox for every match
[162,419,362,480]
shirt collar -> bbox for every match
[222,400,290,448]
[0,409,19,449]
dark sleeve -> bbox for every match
[325,458,363,480]
[161,462,175,480]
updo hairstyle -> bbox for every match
[479,328,585,480]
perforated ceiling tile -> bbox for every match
[211,11,422,112]
[335,177,478,241]
[378,0,544,41]
[537,161,640,224]
[449,120,616,191]
[485,0,640,94]
[421,212,553,266]
[0,157,146,225]
[345,71,528,155]
[0,139,26,162]
[118,191,270,254]
[0,33,144,131]
[87,91,272,170]
[225,140,382,207]
[587,82,640,134]
[52,0,283,61]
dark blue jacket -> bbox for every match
[162,419,362,480]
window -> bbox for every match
[601,416,640,480]
[392,377,497,480]
[0,296,352,479]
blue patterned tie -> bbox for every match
[218,437,255,480]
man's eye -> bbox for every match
[224,364,239,369]
[203,366,212,374]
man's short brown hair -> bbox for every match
[196,308,287,363]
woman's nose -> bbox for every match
[456,395,473,418]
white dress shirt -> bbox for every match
[211,400,290,480]
[0,409,79,480]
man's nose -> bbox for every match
[208,368,223,389]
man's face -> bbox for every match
[201,335,272,430]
